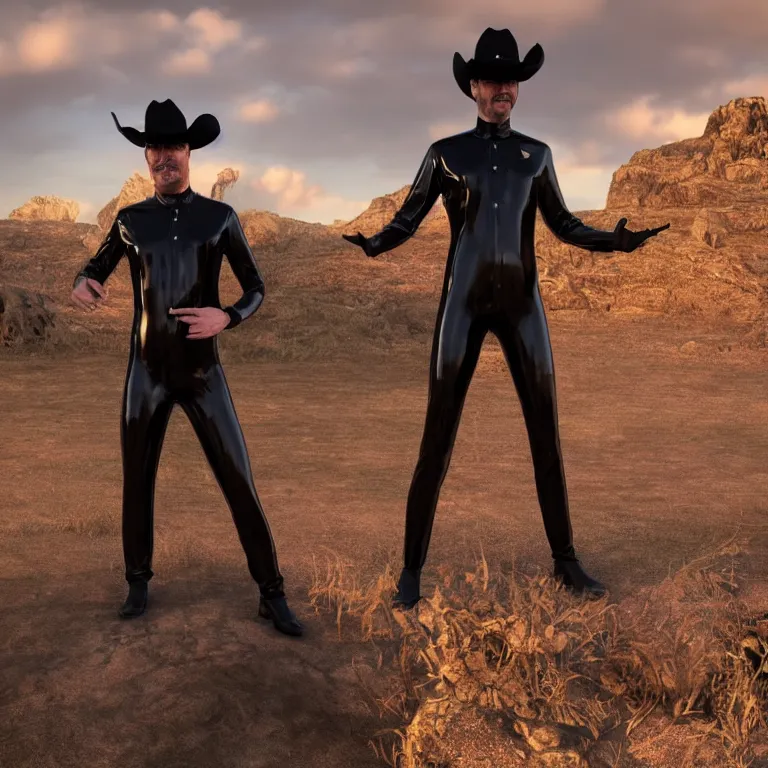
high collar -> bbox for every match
[154,186,194,206]
[473,116,512,139]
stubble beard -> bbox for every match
[480,95,513,123]
[153,167,186,194]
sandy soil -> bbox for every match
[1,317,767,767]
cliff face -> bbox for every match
[9,195,80,223]
[606,97,768,209]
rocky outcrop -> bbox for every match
[9,196,79,223]
[97,173,155,230]
[210,168,240,201]
[238,209,334,249]
[691,208,730,248]
[328,185,446,234]
[607,97,768,209]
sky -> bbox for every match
[0,0,766,225]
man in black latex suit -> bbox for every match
[343,28,669,608]
[70,99,302,636]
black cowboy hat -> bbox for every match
[111,99,220,149]
[453,28,544,99]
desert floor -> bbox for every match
[1,316,767,768]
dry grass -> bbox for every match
[310,540,768,767]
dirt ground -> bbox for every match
[1,316,767,768]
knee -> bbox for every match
[415,429,455,478]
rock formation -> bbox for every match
[97,173,155,230]
[238,209,334,249]
[210,168,240,201]
[328,185,446,234]
[691,208,730,248]
[607,97,768,209]
[9,196,79,223]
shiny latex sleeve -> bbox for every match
[220,209,265,329]
[367,146,442,257]
[536,148,616,252]
[73,219,127,288]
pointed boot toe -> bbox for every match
[258,596,303,637]
[554,560,607,598]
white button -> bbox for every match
[493,202,498,208]
[493,143,497,149]
[493,165,498,171]
[173,236,178,240]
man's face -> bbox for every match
[471,79,519,122]
[145,143,190,194]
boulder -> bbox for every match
[97,173,154,230]
[691,208,729,248]
[8,195,79,222]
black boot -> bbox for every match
[393,567,421,609]
[258,596,303,637]
[118,582,148,618]
[553,559,607,598]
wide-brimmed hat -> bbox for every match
[453,28,544,99]
[111,99,220,149]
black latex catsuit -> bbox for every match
[74,188,284,598]
[365,116,619,572]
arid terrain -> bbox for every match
[1,97,767,767]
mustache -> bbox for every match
[153,162,179,171]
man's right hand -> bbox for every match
[70,277,107,311]
[342,232,374,257]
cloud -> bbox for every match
[547,140,615,209]
[2,1,767,229]
[189,160,243,197]
[77,199,97,223]
[244,37,268,52]
[325,57,376,78]
[254,166,321,208]
[163,48,211,75]
[0,6,172,75]
[414,0,608,42]
[294,195,370,225]
[185,8,242,51]
[0,5,250,78]
[719,74,768,100]
[250,165,367,223]
[237,99,280,123]
[605,96,710,143]
[16,13,76,71]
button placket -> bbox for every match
[491,141,499,207]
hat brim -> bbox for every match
[111,112,221,150]
[452,43,544,99]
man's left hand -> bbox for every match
[613,218,670,252]
[169,307,230,339]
